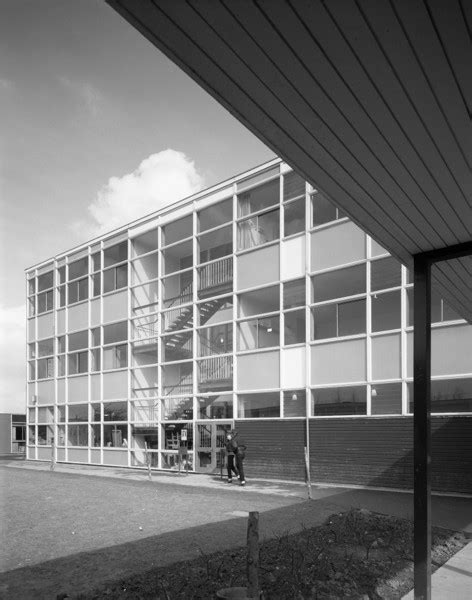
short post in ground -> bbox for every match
[50,436,55,471]
[247,511,260,599]
[144,442,152,481]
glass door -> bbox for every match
[195,421,233,473]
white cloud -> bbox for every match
[77,149,204,237]
[59,76,102,116]
[0,303,26,414]
[0,78,14,91]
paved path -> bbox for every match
[402,542,472,600]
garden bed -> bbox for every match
[78,509,466,599]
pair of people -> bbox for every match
[225,431,246,486]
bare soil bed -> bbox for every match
[77,509,466,600]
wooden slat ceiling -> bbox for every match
[107,0,472,321]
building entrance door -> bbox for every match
[195,421,233,473]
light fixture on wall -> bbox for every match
[371,388,377,397]
[292,393,298,402]
[267,327,273,333]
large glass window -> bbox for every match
[68,278,88,304]
[104,241,128,267]
[103,401,128,421]
[132,229,158,256]
[162,362,193,396]
[283,279,305,309]
[238,316,280,350]
[284,197,305,237]
[162,215,192,246]
[162,272,193,308]
[197,257,233,299]
[408,378,472,413]
[283,390,306,417]
[238,392,280,418]
[198,198,233,232]
[237,179,279,217]
[406,289,462,327]
[103,264,127,293]
[68,257,88,281]
[37,290,53,314]
[198,394,233,419]
[371,291,401,332]
[163,239,193,275]
[238,285,279,318]
[283,171,305,202]
[68,404,88,422]
[284,310,305,345]
[103,344,128,370]
[38,271,53,292]
[103,321,127,345]
[68,351,88,375]
[37,357,54,379]
[312,386,367,416]
[237,209,279,250]
[197,356,233,392]
[311,192,344,227]
[161,332,193,363]
[371,257,401,291]
[312,264,366,303]
[312,299,366,340]
[198,296,233,327]
[69,330,88,351]
[198,323,233,356]
[371,383,402,415]
[37,338,54,358]
[103,424,128,447]
[67,424,88,447]
[198,225,232,264]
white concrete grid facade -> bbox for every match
[25,159,472,470]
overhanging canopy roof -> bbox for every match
[108,0,472,320]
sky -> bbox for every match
[0,0,274,413]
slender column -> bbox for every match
[413,254,431,600]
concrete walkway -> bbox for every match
[402,542,472,599]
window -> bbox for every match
[312,264,366,303]
[58,285,66,307]
[162,361,193,396]
[132,229,158,256]
[238,316,280,350]
[37,338,54,358]
[103,321,127,345]
[198,198,233,232]
[162,215,193,246]
[238,392,280,418]
[197,356,233,392]
[371,291,401,332]
[37,290,53,314]
[68,351,88,375]
[198,323,233,356]
[58,265,66,284]
[238,285,279,318]
[103,264,127,293]
[163,239,193,275]
[68,257,88,281]
[284,310,305,345]
[283,171,305,202]
[103,401,128,421]
[312,299,366,340]
[283,390,306,417]
[37,271,53,292]
[68,278,88,304]
[28,278,35,295]
[312,386,367,416]
[68,330,88,351]
[198,225,232,263]
[104,241,127,267]
[91,251,101,271]
[238,179,279,217]
[198,394,233,419]
[68,404,88,422]
[371,383,402,415]
[92,273,101,297]
[371,257,401,291]
[37,357,54,379]
[406,289,462,327]
[103,424,128,447]
[237,209,280,250]
[311,192,344,227]
[408,378,472,413]
[103,344,127,370]
[198,296,233,327]
[67,424,88,447]
[284,197,305,237]
[283,279,305,309]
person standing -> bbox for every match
[225,431,246,486]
